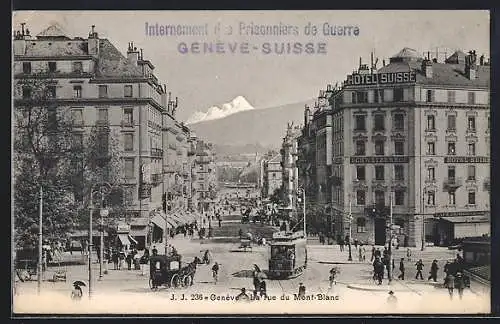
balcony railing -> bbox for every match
[443,177,463,191]
[151,148,163,158]
[484,179,490,191]
[121,120,134,128]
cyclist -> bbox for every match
[212,262,220,283]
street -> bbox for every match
[13,213,490,314]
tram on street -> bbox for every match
[268,231,307,279]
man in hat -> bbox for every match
[454,271,466,300]
[397,258,405,280]
[428,260,439,282]
[415,259,424,280]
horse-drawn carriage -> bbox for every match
[149,255,197,290]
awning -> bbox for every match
[166,218,179,228]
[151,214,166,230]
[118,234,131,246]
[129,227,148,237]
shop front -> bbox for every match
[115,223,138,250]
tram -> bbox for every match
[268,231,307,279]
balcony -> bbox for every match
[151,148,163,158]
[151,173,163,184]
[443,177,463,191]
[121,120,134,128]
[484,179,490,191]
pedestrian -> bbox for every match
[259,280,267,297]
[361,245,366,262]
[397,258,405,280]
[371,245,376,262]
[218,218,222,228]
[406,248,412,262]
[152,246,158,256]
[338,236,344,252]
[444,273,455,299]
[454,271,466,300]
[71,283,83,301]
[354,239,358,250]
[329,267,338,287]
[374,257,384,285]
[358,245,363,262]
[298,283,306,298]
[374,248,381,259]
[415,259,424,280]
[428,259,439,282]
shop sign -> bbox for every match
[346,72,416,86]
[444,156,489,164]
[117,224,130,233]
[434,211,489,218]
[350,156,409,164]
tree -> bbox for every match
[13,78,77,247]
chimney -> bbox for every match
[465,50,477,80]
[127,42,139,66]
[140,48,144,60]
[88,25,99,57]
[304,105,310,126]
[422,59,433,78]
[382,59,386,67]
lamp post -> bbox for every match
[99,206,109,280]
[388,191,394,284]
[88,192,94,299]
[421,193,426,251]
[348,196,352,262]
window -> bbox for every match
[355,115,366,131]
[48,61,57,73]
[374,115,385,131]
[356,91,368,103]
[355,140,365,155]
[448,191,456,205]
[356,190,366,205]
[123,107,134,124]
[73,61,83,73]
[427,191,435,205]
[375,166,385,180]
[393,114,404,130]
[72,133,83,149]
[124,158,135,178]
[394,218,405,234]
[375,140,385,156]
[468,92,476,104]
[468,116,476,131]
[394,165,404,181]
[428,167,435,181]
[47,85,56,98]
[468,143,476,156]
[97,108,108,122]
[374,89,384,103]
[395,190,404,206]
[97,132,109,155]
[448,166,455,181]
[71,109,83,126]
[447,91,455,103]
[73,85,82,98]
[124,133,134,151]
[23,62,31,74]
[447,142,456,155]
[272,173,276,178]
[98,85,108,98]
[356,217,366,233]
[468,191,476,205]
[22,86,31,99]
[393,88,404,102]
[447,115,456,131]
[124,85,133,97]
[394,141,404,155]
[427,142,435,155]
[426,89,434,102]
[427,115,435,130]
[356,166,365,181]
[467,165,476,180]
[375,190,385,206]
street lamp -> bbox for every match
[99,207,109,280]
[347,195,352,262]
[296,188,306,236]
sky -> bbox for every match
[12,11,490,122]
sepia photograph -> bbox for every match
[11,10,491,314]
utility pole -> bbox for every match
[388,192,393,284]
[37,186,43,295]
[302,188,306,237]
[421,194,426,251]
[88,192,93,299]
[348,196,352,261]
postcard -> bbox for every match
[12,10,491,315]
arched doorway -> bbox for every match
[374,218,386,245]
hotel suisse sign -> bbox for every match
[346,72,416,86]
[350,156,409,164]
[444,156,490,164]
[433,211,489,218]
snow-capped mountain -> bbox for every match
[186,96,255,124]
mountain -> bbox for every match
[186,96,255,124]
[189,99,312,149]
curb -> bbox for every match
[346,284,409,292]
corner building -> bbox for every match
[330,48,490,247]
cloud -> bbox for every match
[186,96,254,124]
